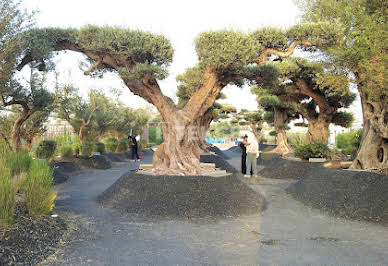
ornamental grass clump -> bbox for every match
[116,139,128,152]
[104,138,118,152]
[81,142,94,157]
[5,151,32,177]
[24,160,56,216]
[60,145,73,159]
[0,163,18,228]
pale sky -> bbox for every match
[20,0,362,128]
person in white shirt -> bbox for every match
[245,131,259,177]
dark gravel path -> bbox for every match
[42,152,388,265]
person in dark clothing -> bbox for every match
[128,135,140,161]
[239,135,248,174]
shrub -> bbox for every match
[80,142,94,157]
[336,129,363,156]
[24,160,56,216]
[295,143,329,160]
[34,140,57,161]
[94,142,105,154]
[60,145,73,159]
[116,139,128,152]
[5,151,32,176]
[73,143,81,155]
[104,138,119,152]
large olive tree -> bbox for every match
[17,23,339,174]
[297,0,387,170]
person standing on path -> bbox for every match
[128,135,140,161]
[239,135,248,174]
[245,132,259,178]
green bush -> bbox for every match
[80,142,94,157]
[60,145,73,159]
[34,140,57,161]
[104,138,119,152]
[336,129,362,156]
[138,139,152,151]
[94,142,105,154]
[5,151,32,176]
[116,139,128,152]
[24,160,56,216]
[295,143,329,160]
[148,127,164,145]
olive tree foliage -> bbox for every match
[16,22,341,174]
[268,57,355,143]
[0,0,34,88]
[295,0,387,170]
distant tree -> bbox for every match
[56,86,99,142]
[18,23,340,174]
[296,0,387,170]
[0,68,54,150]
[0,113,14,150]
[269,57,355,143]
[253,86,299,154]
[236,109,264,142]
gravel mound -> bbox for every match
[0,205,67,265]
[98,172,266,219]
[50,161,80,185]
[105,153,126,162]
[258,158,323,179]
[207,146,230,159]
[74,155,112,170]
[200,154,239,173]
[286,168,388,225]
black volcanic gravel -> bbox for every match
[105,153,126,162]
[51,161,80,185]
[0,205,67,265]
[207,146,230,159]
[98,172,266,219]
[258,158,323,179]
[74,155,112,170]
[200,154,239,173]
[286,168,388,225]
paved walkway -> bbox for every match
[42,155,388,265]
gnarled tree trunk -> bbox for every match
[306,118,330,144]
[271,107,293,154]
[12,110,34,151]
[351,92,388,171]
[152,113,205,175]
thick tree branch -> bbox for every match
[84,58,103,75]
[257,39,313,66]
[292,78,334,113]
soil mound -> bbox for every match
[0,205,67,265]
[74,155,112,170]
[105,153,126,162]
[286,168,388,225]
[98,172,266,219]
[258,158,323,179]
[200,154,238,173]
[207,146,230,159]
[51,161,80,185]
